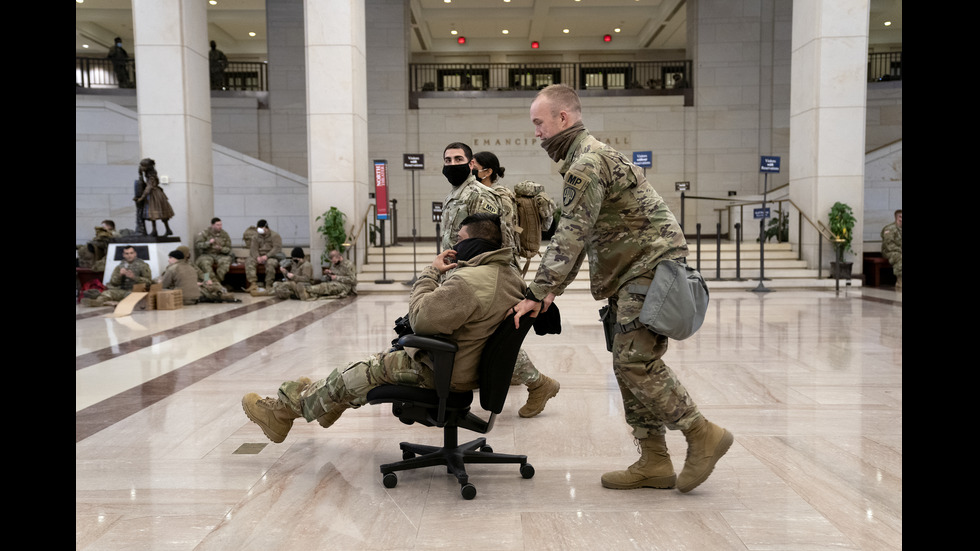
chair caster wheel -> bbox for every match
[520,463,535,479]
[480,445,493,453]
[461,483,477,500]
[383,472,398,488]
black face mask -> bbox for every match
[442,164,471,187]
[453,238,499,262]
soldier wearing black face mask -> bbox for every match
[438,144,563,419]
[439,142,502,252]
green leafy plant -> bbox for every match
[828,201,856,262]
[315,207,349,263]
[759,209,789,243]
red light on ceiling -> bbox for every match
[457,36,466,44]
[531,41,539,49]
[603,34,612,42]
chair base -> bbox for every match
[379,430,534,500]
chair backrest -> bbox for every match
[478,312,534,413]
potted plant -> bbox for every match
[759,209,789,243]
[828,201,856,279]
[315,207,349,263]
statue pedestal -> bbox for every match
[104,237,182,284]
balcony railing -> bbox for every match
[75,57,269,91]
[868,52,902,82]
[410,60,694,93]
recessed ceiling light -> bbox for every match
[502,30,509,35]
[614,28,621,33]
[451,29,458,35]
[563,29,570,34]
[883,21,892,26]
[249,31,256,37]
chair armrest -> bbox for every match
[397,333,459,425]
[398,334,459,353]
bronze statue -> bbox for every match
[134,158,175,237]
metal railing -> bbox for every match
[410,60,694,92]
[868,52,902,82]
[75,57,269,91]
[677,187,841,282]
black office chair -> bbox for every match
[365,312,535,500]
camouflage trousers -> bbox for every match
[308,281,353,299]
[245,257,279,287]
[196,253,233,283]
[92,288,132,304]
[277,349,435,422]
[609,282,701,439]
[272,280,310,300]
[198,282,237,303]
[511,349,540,386]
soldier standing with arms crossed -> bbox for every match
[513,84,733,493]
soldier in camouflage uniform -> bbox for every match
[880,209,902,289]
[194,217,234,285]
[242,214,524,443]
[245,219,283,293]
[272,247,313,300]
[307,249,357,299]
[442,144,561,418]
[81,245,153,306]
[514,84,733,494]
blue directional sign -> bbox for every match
[753,208,771,219]
[760,156,781,173]
[633,151,652,168]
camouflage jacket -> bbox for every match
[324,258,357,289]
[441,174,502,251]
[194,228,233,257]
[108,258,153,291]
[250,229,283,259]
[880,222,901,261]
[528,130,688,301]
[283,259,313,284]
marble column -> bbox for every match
[789,0,869,274]
[304,0,369,266]
[131,0,213,242]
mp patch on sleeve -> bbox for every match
[562,166,591,211]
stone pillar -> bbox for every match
[365,0,412,246]
[789,0,869,274]
[305,0,369,266]
[267,0,309,178]
[131,0,212,242]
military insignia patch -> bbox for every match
[562,167,590,211]
[479,199,500,215]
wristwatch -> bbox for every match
[523,288,541,302]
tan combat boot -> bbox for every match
[518,374,560,418]
[245,282,258,293]
[315,403,350,429]
[241,393,302,443]
[601,435,677,489]
[676,417,734,493]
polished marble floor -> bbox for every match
[76,285,902,550]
